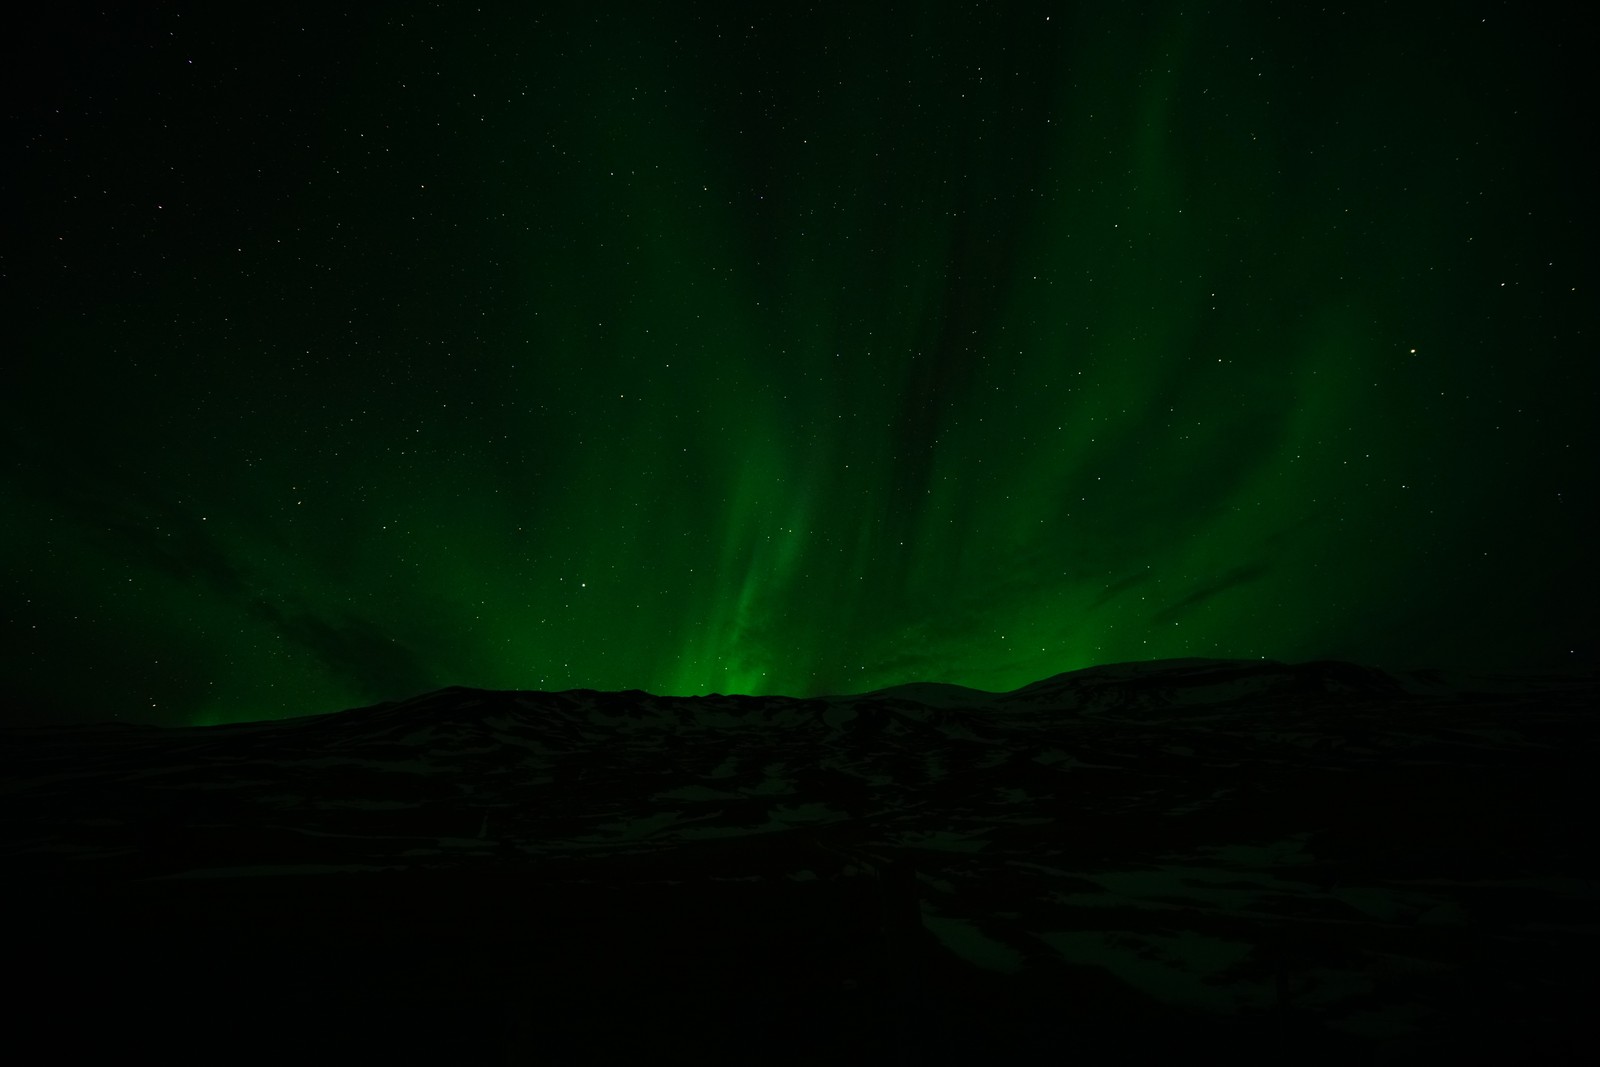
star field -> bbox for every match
[4,2,1593,725]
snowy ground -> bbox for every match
[4,658,1597,1064]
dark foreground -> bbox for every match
[6,659,1598,1063]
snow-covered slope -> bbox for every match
[4,657,1597,1064]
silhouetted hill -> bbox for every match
[5,658,1597,1065]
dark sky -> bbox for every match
[4,2,1594,726]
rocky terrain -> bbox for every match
[5,658,1597,1064]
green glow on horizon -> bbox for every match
[3,3,1591,726]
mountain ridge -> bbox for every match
[4,655,1597,1063]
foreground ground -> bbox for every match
[6,659,1597,1063]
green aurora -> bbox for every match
[5,3,1593,725]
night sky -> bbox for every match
[5,2,1593,727]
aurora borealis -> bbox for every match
[5,2,1593,726]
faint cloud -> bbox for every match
[1150,563,1269,626]
[1091,569,1153,608]
[247,599,438,704]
